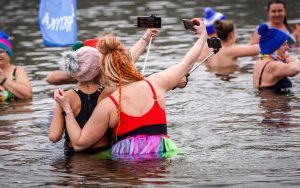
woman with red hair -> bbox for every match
[53,18,207,159]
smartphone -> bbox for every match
[137,15,161,28]
[207,37,222,49]
[182,19,196,32]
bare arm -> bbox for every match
[49,89,77,143]
[249,26,259,45]
[291,24,300,47]
[49,102,65,143]
[130,29,159,63]
[226,44,260,58]
[273,56,300,77]
[0,66,32,99]
[54,89,112,151]
[149,18,208,92]
[46,70,75,85]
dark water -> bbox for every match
[1,0,300,187]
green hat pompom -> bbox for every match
[72,41,84,51]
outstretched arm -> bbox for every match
[46,70,75,85]
[130,28,159,63]
[226,44,260,58]
[149,18,208,92]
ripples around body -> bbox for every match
[1,0,300,187]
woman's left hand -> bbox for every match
[54,89,71,111]
[143,28,160,41]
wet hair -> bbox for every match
[267,0,291,32]
[214,20,234,41]
[97,33,144,141]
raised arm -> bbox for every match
[249,26,259,45]
[130,28,159,63]
[0,66,32,99]
[149,18,208,91]
[291,23,300,47]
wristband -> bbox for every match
[0,78,7,86]
[62,109,73,116]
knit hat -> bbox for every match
[258,24,288,54]
[60,46,101,82]
[204,7,227,35]
[0,31,13,57]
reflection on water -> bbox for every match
[51,154,172,187]
[206,64,238,82]
[259,91,294,127]
[1,0,300,187]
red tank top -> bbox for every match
[109,80,167,141]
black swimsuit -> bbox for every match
[258,61,292,92]
[64,86,111,154]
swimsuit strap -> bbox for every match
[258,61,271,88]
[109,95,119,107]
[12,66,17,80]
[144,80,157,100]
[72,87,80,92]
[72,85,104,94]
[109,80,157,108]
[97,85,105,92]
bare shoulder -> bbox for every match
[15,66,27,75]
[98,87,116,102]
[65,89,79,101]
[95,96,116,118]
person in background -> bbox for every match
[200,20,259,68]
[46,29,159,85]
[53,18,207,159]
[253,24,300,93]
[0,31,32,102]
[197,7,227,62]
[250,0,300,48]
[203,7,227,37]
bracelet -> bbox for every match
[62,109,73,116]
[0,78,7,86]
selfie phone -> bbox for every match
[137,15,161,28]
[182,19,196,32]
[207,37,222,50]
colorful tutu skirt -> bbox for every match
[92,135,179,161]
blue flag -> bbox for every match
[39,0,77,47]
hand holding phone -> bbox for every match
[182,19,197,32]
[137,15,161,28]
